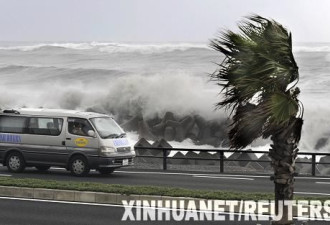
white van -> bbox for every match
[0,108,135,176]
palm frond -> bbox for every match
[210,15,302,149]
[229,103,268,149]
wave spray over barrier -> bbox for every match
[0,42,329,151]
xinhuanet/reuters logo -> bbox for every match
[121,199,330,222]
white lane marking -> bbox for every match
[316,182,330,185]
[115,171,200,176]
[0,174,11,177]
[297,177,330,180]
[295,191,330,196]
[193,174,267,178]
[0,196,122,207]
[116,171,266,178]
[193,175,254,181]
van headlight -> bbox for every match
[130,147,136,156]
[100,146,117,153]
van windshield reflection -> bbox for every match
[90,117,125,139]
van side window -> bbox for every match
[28,118,63,136]
[68,118,94,137]
[0,116,28,134]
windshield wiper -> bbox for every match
[116,133,126,138]
[102,133,126,139]
[102,134,119,139]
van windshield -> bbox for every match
[90,117,125,139]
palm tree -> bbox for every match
[210,15,303,225]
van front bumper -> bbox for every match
[90,156,134,169]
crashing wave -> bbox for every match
[0,42,210,54]
[0,42,329,152]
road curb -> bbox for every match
[0,185,200,206]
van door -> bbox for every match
[22,117,67,166]
[65,117,99,158]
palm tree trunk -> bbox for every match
[269,120,300,225]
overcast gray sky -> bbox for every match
[0,0,329,43]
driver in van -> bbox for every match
[72,123,86,136]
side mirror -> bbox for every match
[87,130,96,137]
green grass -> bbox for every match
[0,177,327,202]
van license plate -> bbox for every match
[122,159,129,166]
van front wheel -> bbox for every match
[69,156,90,177]
[6,152,26,173]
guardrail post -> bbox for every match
[163,149,167,170]
[219,151,224,173]
[312,154,316,176]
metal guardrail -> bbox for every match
[134,146,330,176]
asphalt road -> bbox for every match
[1,166,330,224]
[0,197,328,225]
[0,166,330,197]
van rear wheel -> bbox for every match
[98,168,115,175]
[6,152,26,173]
[69,156,90,177]
[35,166,51,171]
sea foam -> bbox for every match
[0,42,329,152]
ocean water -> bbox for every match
[0,42,329,152]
